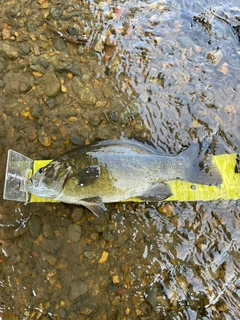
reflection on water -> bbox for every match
[0,0,240,318]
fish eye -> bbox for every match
[38,168,44,174]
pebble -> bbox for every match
[112,275,120,284]
[39,58,50,69]
[70,132,83,145]
[81,74,90,83]
[69,279,88,300]
[29,215,42,239]
[93,38,105,52]
[2,29,11,40]
[0,43,19,59]
[43,224,54,239]
[71,77,97,105]
[43,252,57,265]
[41,71,61,97]
[39,132,52,147]
[145,286,158,310]
[31,104,44,118]
[50,7,62,20]
[95,100,108,108]
[45,98,56,109]
[98,250,109,263]
[67,224,81,243]
[22,43,31,54]
[84,250,98,260]
[27,21,36,32]
[53,37,67,51]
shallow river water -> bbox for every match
[0,0,240,319]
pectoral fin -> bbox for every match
[79,196,107,217]
[73,166,101,187]
[137,183,173,202]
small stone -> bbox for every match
[69,279,88,300]
[19,83,32,93]
[84,251,97,260]
[112,296,120,306]
[69,116,77,122]
[27,21,36,32]
[43,224,54,239]
[98,251,109,263]
[125,307,130,315]
[95,100,108,108]
[39,133,51,147]
[81,74,90,83]
[39,59,50,69]
[80,307,93,315]
[46,98,56,109]
[93,38,105,52]
[78,46,85,55]
[43,252,57,265]
[67,224,81,243]
[41,71,61,97]
[31,104,44,118]
[2,29,11,39]
[53,37,67,51]
[145,286,158,310]
[70,132,83,146]
[32,71,43,77]
[50,7,62,20]
[0,43,19,59]
[27,129,37,141]
[29,215,42,238]
[112,275,120,284]
[22,43,31,54]
[71,77,97,105]
[58,308,68,319]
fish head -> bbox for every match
[27,161,71,198]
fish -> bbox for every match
[26,139,222,216]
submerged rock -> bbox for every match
[0,43,19,59]
[71,76,97,105]
[67,224,81,243]
[69,279,88,300]
[41,71,61,97]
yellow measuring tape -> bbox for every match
[29,154,240,203]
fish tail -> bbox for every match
[181,141,222,186]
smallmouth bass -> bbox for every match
[27,139,222,216]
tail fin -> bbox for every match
[180,142,222,186]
